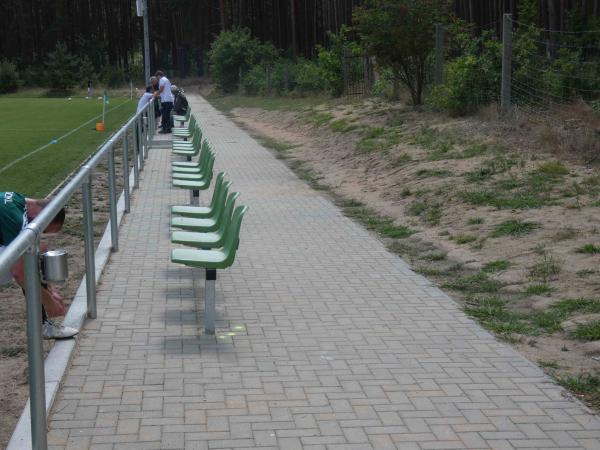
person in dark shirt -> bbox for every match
[171,85,189,116]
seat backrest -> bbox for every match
[222,205,248,266]
[210,181,232,222]
[215,191,239,231]
[208,172,227,209]
[202,152,216,183]
[188,115,196,130]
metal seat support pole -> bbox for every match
[204,269,216,335]
[24,243,47,450]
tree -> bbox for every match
[353,0,450,104]
[45,43,79,91]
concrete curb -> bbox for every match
[7,162,142,450]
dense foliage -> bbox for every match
[354,0,450,104]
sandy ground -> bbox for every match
[229,98,600,404]
[0,144,126,447]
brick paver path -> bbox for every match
[46,95,600,450]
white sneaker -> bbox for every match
[42,320,79,340]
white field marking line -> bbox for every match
[0,99,130,175]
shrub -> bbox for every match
[316,26,362,96]
[209,27,278,92]
[242,65,268,95]
[0,60,20,93]
[294,58,326,94]
[428,31,501,115]
[100,65,126,88]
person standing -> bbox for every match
[137,85,154,113]
[0,192,78,339]
[154,70,174,134]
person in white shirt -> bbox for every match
[136,85,154,112]
[136,85,153,113]
[154,70,174,133]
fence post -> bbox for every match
[266,66,272,95]
[342,48,350,96]
[122,130,131,213]
[107,145,118,252]
[284,64,290,92]
[24,243,47,450]
[238,66,243,93]
[434,24,444,85]
[82,172,97,319]
[501,13,513,115]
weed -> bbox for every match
[524,284,554,296]
[465,296,531,335]
[406,200,442,225]
[482,260,511,273]
[537,161,569,176]
[329,119,356,133]
[538,360,561,370]
[577,269,596,278]
[424,251,448,261]
[400,187,412,197]
[452,234,477,244]
[339,199,364,208]
[460,190,546,210]
[465,166,495,183]
[530,310,564,333]
[462,143,488,158]
[416,169,452,178]
[391,153,412,167]
[529,252,562,283]
[492,220,540,238]
[258,136,299,153]
[467,217,484,225]
[342,205,415,239]
[576,244,600,254]
[443,272,501,293]
[305,112,333,126]
[558,374,600,402]
[552,298,600,315]
[571,321,600,341]
[1,346,25,357]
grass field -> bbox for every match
[0,96,136,197]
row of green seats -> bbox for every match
[169,116,248,335]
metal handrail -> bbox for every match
[1,97,156,450]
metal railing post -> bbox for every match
[82,173,97,319]
[24,243,47,450]
[122,130,131,213]
[107,146,118,252]
[138,117,145,172]
[133,123,140,189]
[144,114,149,159]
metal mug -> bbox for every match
[40,250,69,283]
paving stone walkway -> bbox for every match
[46,95,600,450]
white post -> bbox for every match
[102,95,106,124]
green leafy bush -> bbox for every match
[0,60,20,93]
[428,32,501,115]
[209,28,278,93]
[316,26,362,96]
[294,58,326,93]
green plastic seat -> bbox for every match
[172,151,214,181]
[171,173,228,218]
[172,115,196,138]
[172,141,211,168]
[172,155,214,191]
[172,142,210,173]
[171,192,240,249]
[171,189,237,232]
[171,205,248,269]
[173,107,191,124]
[173,128,201,154]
